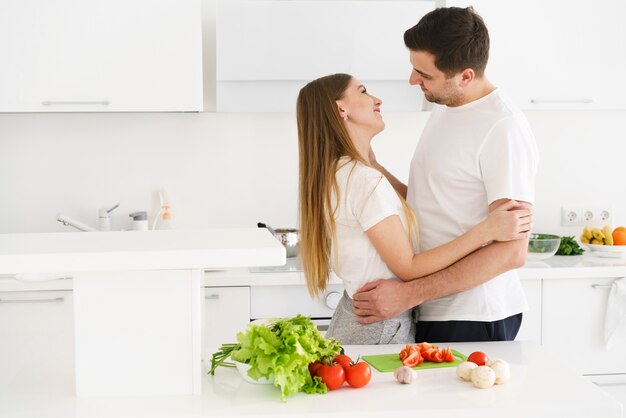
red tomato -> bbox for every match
[333,354,353,371]
[345,361,371,388]
[416,342,434,353]
[467,351,489,366]
[432,350,444,363]
[442,347,455,363]
[308,361,323,377]
[421,347,437,362]
[317,363,345,390]
[402,351,423,367]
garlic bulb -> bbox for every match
[394,366,416,384]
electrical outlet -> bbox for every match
[561,207,582,226]
[561,206,613,226]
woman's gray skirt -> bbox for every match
[325,291,415,345]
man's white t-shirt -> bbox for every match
[407,89,539,322]
[331,158,413,298]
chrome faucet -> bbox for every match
[56,203,119,232]
[56,213,97,232]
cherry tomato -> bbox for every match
[317,363,345,390]
[346,361,372,388]
[467,351,489,366]
[308,361,323,377]
[333,354,353,371]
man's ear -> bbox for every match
[336,100,348,119]
[459,68,475,87]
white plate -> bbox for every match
[586,243,626,253]
[234,361,274,385]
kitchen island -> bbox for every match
[0,229,285,397]
[2,249,625,414]
[0,341,621,417]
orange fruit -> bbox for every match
[614,226,626,234]
[613,229,626,246]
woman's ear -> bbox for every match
[336,100,348,119]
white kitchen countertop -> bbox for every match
[0,228,285,275]
[201,253,626,287]
[2,252,626,292]
[0,341,621,418]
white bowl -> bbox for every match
[586,243,626,253]
[585,244,626,258]
[234,361,274,385]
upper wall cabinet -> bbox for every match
[0,0,203,112]
[447,0,626,110]
[216,0,436,112]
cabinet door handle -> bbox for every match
[0,297,65,304]
[591,284,613,289]
[42,100,110,106]
[205,294,220,300]
[530,98,593,104]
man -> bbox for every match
[352,6,539,342]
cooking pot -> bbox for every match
[258,223,299,258]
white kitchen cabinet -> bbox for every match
[0,290,74,393]
[203,286,250,361]
[447,0,626,109]
[515,279,542,343]
[588,375,626,413]
[0,0,203,112]
[216,0,435,111]
[72,269,202,396]
[542,277,626,375]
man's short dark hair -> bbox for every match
[404,7,490,78]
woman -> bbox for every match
[296,74,532,345]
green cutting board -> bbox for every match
[362,349,467,372]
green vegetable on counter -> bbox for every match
[556,235,585,255]
[208,343,239,375]
[209,315,341,401]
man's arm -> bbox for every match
[369,148,408,199]
[352,200,531,323]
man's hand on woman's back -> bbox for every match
[352,278,420,323]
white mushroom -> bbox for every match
[394,366,416,384]
[456,361,478,381]
[486,358,504,367]
[488,359,510,384]
[471,365,496,389]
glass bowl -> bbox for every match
[234,361,274,385]
[527,234,561,260]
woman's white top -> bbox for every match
[331,158,411,298]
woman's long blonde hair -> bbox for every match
[296,73,417,298]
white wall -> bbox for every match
[0,111,425,233]
[1,0,625,236]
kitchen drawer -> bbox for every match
[0,290,75,393]
[542,277,626,375]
